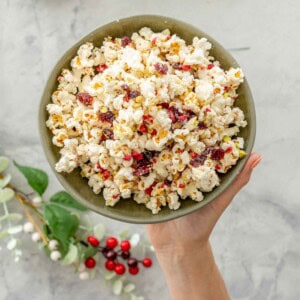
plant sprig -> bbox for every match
[0,156,153,299]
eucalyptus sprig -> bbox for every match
[0,156,153,299]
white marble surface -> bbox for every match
[1,0,300,299]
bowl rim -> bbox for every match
[39,14,256,224]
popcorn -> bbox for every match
[47,27,247,214]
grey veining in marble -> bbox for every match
[1,0,300,299]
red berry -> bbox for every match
[178,183,185,188]
[190,152,198,159]
[154,63,168,74]
[123,154,132,161]
[105,260,115,271]
[166,35,171,41]
[106,237,118,249]
[150,129,157,137]
[138,123,148,133]
[85,257,96,269]
[127,257,138,268]
[87,236,99,247]
[102,169,111,180]
[178,115,187,122]
[96,64,108,73]
[132,150,143,161]
[114,263,126,275]
[160,102,170,109]
[205,108,211,113]
[129,267,139,275]
[142,258,152,268]
[225,146,233,153]
[207,63,214,70]
[120,240,131,252]
[215,163,221,170]
[121,36,131,47]
[181,65,191,71]
[76,92,93,106]
[151,37,157,44]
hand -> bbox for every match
[146,153,262,300]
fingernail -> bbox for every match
[251,154,262,169]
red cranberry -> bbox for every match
[190,155,207,167]
[87,236,100,247]
[100,129,114,141]
[120,240,131,252]
[123,154,132,161]
[129,90,140,99]
[182,65,191,71]
[143,114,153,124]
[106,237,118,249]
[173,63,182,70]
[121,36,131,47]
[151,129,157,137]
[159,102,170,109]
[166,35,171,41]
[138,123,148,134]
[127,257,138,268]
[151,37,157,44]
[129,267,139,275]
[210,148,225,161]
[132,150,144,161]
[120,84,130,91]
[96,64,108,73]
[145,182,157,196]
[114,263,126,275]
[105,260,115,271]
[207,63,215,70]
[98,111,114,124]
[198,122,208,129]
[76,92,93,106]
[215,163,221,170]
[154,63,168,74]
[178,183,185,188]
[225,146,233,153]
[85,257,96,269]
[142,258,152,267]
[178,115,187,122]
[102,169,111,180]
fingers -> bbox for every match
[211,152,262,216]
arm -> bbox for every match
[147,153,262,300]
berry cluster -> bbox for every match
[83,236,152,275]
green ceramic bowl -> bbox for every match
[39,15,256,224]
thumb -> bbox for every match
[210,152,262,216]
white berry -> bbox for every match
[77,263,86,272]
[32,196,42,206]
[48,239,59,251]
[50,250,61,261]
[23,222,34,233]
[31,232,41,242]
[79,271,89,280]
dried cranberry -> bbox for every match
[129,90,140,99]
[178,115,187,122]
[190,155,207,167]
[96,64,108,73]
[164,179,172,186]
[143,150,157,161]
[151,129,157,137]
[102,169,111,180]
[210,148,225,161]
[100,129,114,141]
[159,102,170,109]
[143,114,153,124]
[76,92,93,106]
[138,123,148,134]
[166,35,171,41]
[225,146,233,153]
[154,63,168,74]
[123,154,132,161]
[151,37,157,44]
[120,84,130,91]
[198,122,208,129]
[132,150,144,161]
[121,36,131,47]
[145,182,157,196]
[178,183,185,188]
[182,65,191,71]
[98,111,114,124]
[133,157,152,176]
[207,63,215,70]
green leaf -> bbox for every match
[14,161,48,196]
[119,229,129,240]
[0,156,9,172]
[0,174,11,188]
[93,223,105,240]
[0,188,15,203]
[63,243,78,265]
[50,191,87,211]
[44,204,79,256]
[112,279,123,295]
[0,230,8,240]
[80,244,98,259]
[0,213,22,223]
[104,271,116,280]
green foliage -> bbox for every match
[50,191,87,211]
[44,204,79,256]
[0,156,9,172]
[14,161,48,196]
[0,188,15,203]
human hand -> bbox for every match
[146,152,262,300]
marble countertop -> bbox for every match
[1,0,300,299]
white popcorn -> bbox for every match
[47,27,247,214]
